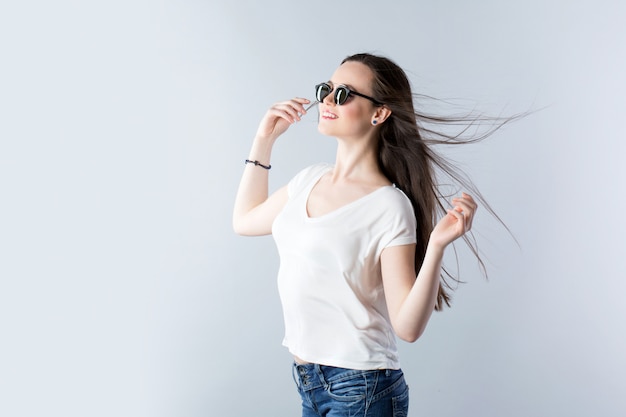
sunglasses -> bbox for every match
[314,82,383,106]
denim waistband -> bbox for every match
[292,362,397,392]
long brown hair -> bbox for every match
[342,53,518,310]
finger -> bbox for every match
[287,97,313,117]
[445,209,466,234]
[461,192,475,201]
[452,195,476,210]
[292,97,311,105]
[452,195,477,216]
[454,202,474,231]
[450,205,471,232]
[304,100,319,112]
[268,107,298,125]
[459,193,478,211]
[450,198,470,215]
[295,98,316,116]
[273,103,302,123]
[457,194,478,228]
[280,98,312,121]
[448,207,464,222]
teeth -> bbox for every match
[323,111,337,119]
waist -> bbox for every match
[294,355,310,365]
[291,362,405,393]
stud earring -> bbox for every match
[372,120,378,125]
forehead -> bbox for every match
[329,61,374,91]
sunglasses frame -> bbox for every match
[315,82,383,106]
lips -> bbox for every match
[322,110,338,120]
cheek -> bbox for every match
[317,104,372,136]
[342,106,373,132]
[340,103,366,120]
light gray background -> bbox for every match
[1,1,625,416]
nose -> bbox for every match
[322,90,335,106]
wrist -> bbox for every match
[426,239,446,257]
[248,138,274,164]
[245,159,271,170]
[253,133,279,146]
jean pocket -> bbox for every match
[392,384,409,417]
[326,374,367,401]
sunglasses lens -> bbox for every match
[334,87,350,105]
[315,83,331,102]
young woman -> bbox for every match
[233,53,482,417]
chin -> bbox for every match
[317,124,334,137]
[318,124,363,140]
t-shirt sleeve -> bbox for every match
[382,189,417,248]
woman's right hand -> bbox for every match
[255,97,311,142]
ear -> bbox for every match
[372,106,392,125]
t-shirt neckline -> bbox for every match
[303,165,394,221]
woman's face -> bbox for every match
[317,61,378,139]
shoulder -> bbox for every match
[374,185,417,227]
[288,163,332,195]
[379,185,414,212]
[297,162,332,178]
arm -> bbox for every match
[381,193,477,342]
[232,97,311,236]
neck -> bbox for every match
[331,136,385,184]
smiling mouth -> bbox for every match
[322,111,338,119]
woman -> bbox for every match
[233,53,481,417]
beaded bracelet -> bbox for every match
[245,159,271,170]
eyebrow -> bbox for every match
[328,80,358,91]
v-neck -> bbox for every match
[303,166,393,221]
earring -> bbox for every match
[372,120,378,125]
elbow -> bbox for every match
[398,331,421,344]
[232,217,264,236]
[402,335,419,344]
[395,324,426,344]
[232,220,250,236]
[232,216,247,236]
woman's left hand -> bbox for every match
[430,192,477,249]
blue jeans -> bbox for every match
[292,362,409,417]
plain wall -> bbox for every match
[1,1,625,416]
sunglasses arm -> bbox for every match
[304,101,319,112]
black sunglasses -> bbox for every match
[315,82,383,106]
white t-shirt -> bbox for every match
[272,163,417,370]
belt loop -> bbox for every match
[292,362,301,388]
[314,364,328,388]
